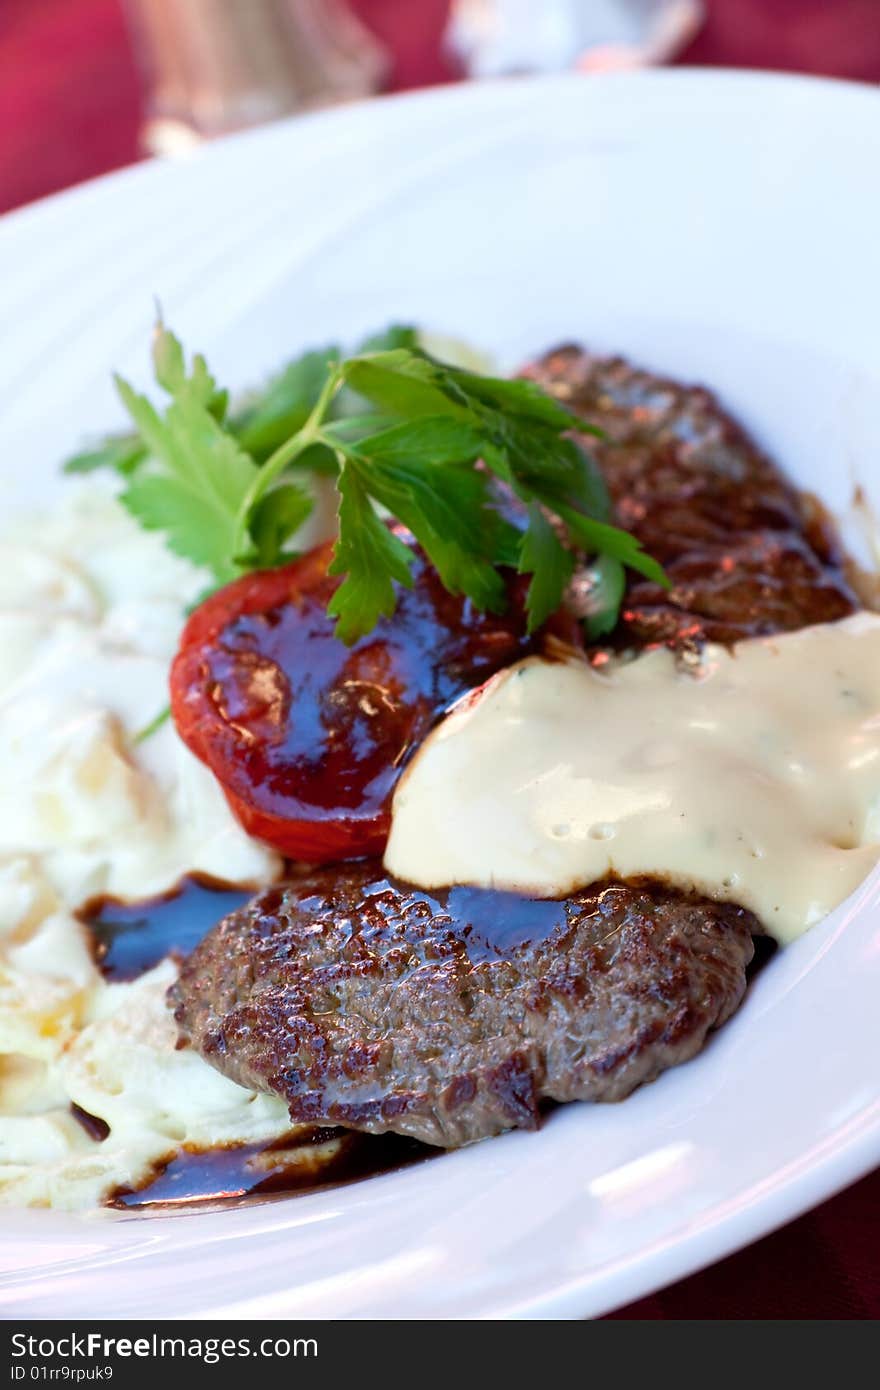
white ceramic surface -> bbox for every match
[1,70,878,1321]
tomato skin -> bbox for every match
[172,542,382,861]
[170,537,535,864]
[221,784,388,862]
[174,541,335,665]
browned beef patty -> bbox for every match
[523,346,859,648]
[170,874,756,1147]
[171,347,857,1148]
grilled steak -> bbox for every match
[171,347,859,1147]
[524,346,859,648]
[171,874,756,1147]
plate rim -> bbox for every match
[3,65,880,233]
[1,65,879,1321]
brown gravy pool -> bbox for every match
[77,878,436,1208]
[79,875,254,981]
[111,1131,435,1211]
[76,877,775,1210]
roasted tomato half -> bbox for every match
[170,537,535,863]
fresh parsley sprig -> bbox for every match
[63,324,417,480]
[70,320,668,643]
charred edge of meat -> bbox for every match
[171,869,756,1148]
[524,346,860,651]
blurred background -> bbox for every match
[1,0,879,215]
[0,0,878,1322]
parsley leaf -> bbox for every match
[355,324,420,355]
[553,505,667,588]
[232,346,340,459]
[340,420,513,613]
[448,370,603,436]
[341,351,474,423]
[115,333,311,584]
[581,554,627,641]
[152,322,228,417]
[326,463,415,643]
[334,349,650,633]
[63,328,420,479]
[250,482,314,568]
[518,503,575,632]
[334,415,484,470]
[63,433,146,476]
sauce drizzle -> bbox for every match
[112,1131,434,1210]
[80,875,253,980]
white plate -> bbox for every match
[1,69,879,1321]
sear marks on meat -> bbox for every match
[170,870,756,1148]
[523,346,860,649]
[170,347,849,1149]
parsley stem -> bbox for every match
[232,364,344,561]
[132,704,171,744]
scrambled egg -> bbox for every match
[0,482,316,1209]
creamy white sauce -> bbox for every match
[385,615,880,943]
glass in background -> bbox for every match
[446,0,704,76]
[124,0,389,155]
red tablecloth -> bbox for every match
[1,0,878,1320]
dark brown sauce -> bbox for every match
[445,884,567,958]
[365,878,569,959]
[70,1103,110,1142]
[79,875,254,980]
[111,1129,434,1210]
[81,870,574,987]
[747,931,779,979]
